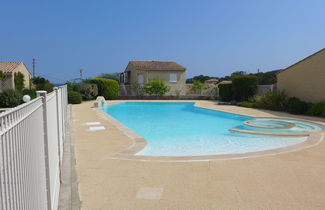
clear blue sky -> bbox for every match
[1,0,324,83]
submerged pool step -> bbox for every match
[229,128,310,136]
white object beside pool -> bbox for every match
[84,122,101,126]
[88,126,106,131]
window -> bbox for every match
[137,74,144,84]
[169,73,177,82]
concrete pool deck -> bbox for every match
[72,100,325,210]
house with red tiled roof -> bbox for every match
[0,62,32,91]
[120,61,187,96]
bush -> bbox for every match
[68,91,82,104]
[218,83,233,101]
[237,101,256,108]
[0,89,23,107]
[232,75,258,101]
[144,80,170,96]
[286,97,308,115]
[73,83,98,100]
[307,101,325,118]
[89,78,119,100]
[191,80,206,94]
[255,90,288,111]
[22,89,37,99]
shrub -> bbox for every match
[191,80,206,95]
[0,89,23,107]
[68,91,82,104]
[232,75,258,101]
[132,83,145,96]
[144,80,170,96]
[73,83,98,100]
[89,78,119,100]
[237,101,256,108]
[14,72,25,92]
[218,83,233,101]
[22,89,37,99]
[286,97,308,115]
[255,90,288,111]
[307,102,325,118]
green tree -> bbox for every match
[144,80,170,96]
[32,76,54,92]
[98,73,120,83]
[231,71,247,78]
[14,72,25,91]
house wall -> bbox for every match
[277,49,325,103]
[130,70,187,96]
[0,75,13,91]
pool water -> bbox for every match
[103,102,311,156]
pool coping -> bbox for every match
[96,101,325,162]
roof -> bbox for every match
[127,61,186,71]
[206,78,219,82]
[0,62,22,73]
[218,80,232,85]
[277,48,325,75]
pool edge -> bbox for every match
[96,103,325,162]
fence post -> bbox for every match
[36,90,52,210]
[54,87,62,182]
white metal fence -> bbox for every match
[0,85,68,210]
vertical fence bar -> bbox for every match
[54,87,62,183]
[36,90,52,210]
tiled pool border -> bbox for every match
[96,101,325,161]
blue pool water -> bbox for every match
[102,102,309,156]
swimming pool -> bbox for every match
[102,102,324,157]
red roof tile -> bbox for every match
[0,62,22,73]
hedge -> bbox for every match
[68,91,82,104]
[286,97,308,115]
[308,101,325,118]
[89,78,119,100]
[218,83,233,102]
[232,75,258,101]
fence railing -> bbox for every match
[0,85,68,210]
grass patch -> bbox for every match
[236,101,256,108]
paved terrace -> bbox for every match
[72,100,325,210]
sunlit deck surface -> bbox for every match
[72,100,325,210]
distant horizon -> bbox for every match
[1,0,324,83]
